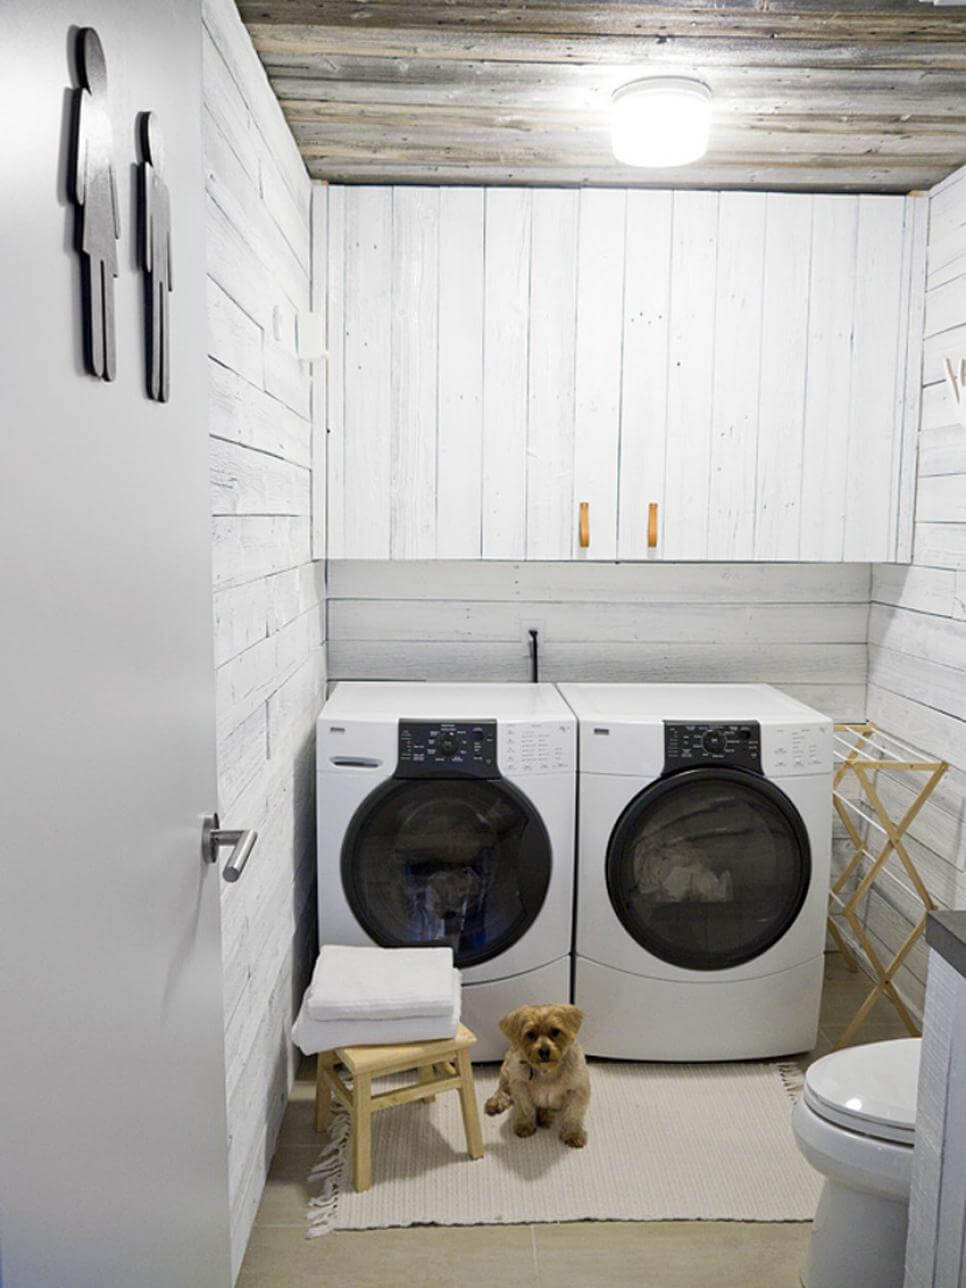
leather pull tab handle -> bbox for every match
[578,502,590,549]
[647,502,658,549]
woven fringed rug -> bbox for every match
[306,1060,818,1235]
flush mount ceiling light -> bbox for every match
[611,77,712,168]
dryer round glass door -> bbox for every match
[341,778,552,968]
[605,767,811,971]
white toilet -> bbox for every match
[792,1037,920,1288]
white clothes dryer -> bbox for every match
[558,683,833,1061]
[316,683,576,1061]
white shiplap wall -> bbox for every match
[324,185,923,564]
[204,0,325,1273]
[327,561,870,722]
[866,162,966,1022]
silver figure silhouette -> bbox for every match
[138,113,173,402]
[70,28,120,381]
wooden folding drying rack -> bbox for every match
[829,722,948,1048]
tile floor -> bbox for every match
[239,953,912,1287]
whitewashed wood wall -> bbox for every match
[327,561,870,722]
[323,185,924,564]
[865,162,966,1022]
[204,0,325,1273]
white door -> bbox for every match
[0,4,232,1286]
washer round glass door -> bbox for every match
[606,768,811,972]
[342,778,552,969]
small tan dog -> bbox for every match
[484,1004,590,1149]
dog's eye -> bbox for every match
[550,1028,561,1039]
[525,1029,538,1042]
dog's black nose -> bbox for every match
[538,1046,551,1062]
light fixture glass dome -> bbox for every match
[611,77,712,168]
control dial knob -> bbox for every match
[436,731,460,757]
[702,729,726,755]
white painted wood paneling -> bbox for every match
[573,189,625,562]
[203,0,324,1271]
[662,191,719,560]
[209,361,311,467]
[438,188,485,558]
[329,559,870,603]
[918,473,966,525]
[526,189,579,559]
[799,196,857,562]
[618,191,672,560]
[325,185,921,563]
[894,197,929,562]
[708,192,764,560]
[865,162,966,1029]
[755,195,813,561]
[844,197,908,562]
[390,187,439,559]
[325,185,346,560]
[327,560,870,722]
[481,188,530,559]
[343,186,392,558]
[310,184,327,562]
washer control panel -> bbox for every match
[397,720,498,778]
[765,723,832,775]
[501,721,573,776]
[664,721,762,774]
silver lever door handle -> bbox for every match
[202,813,258,883]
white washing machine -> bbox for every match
[316,683,576,1061]
[558,683,833,1061]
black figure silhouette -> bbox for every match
[138,113,173,402]
[70,28,120,381]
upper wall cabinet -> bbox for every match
[323,186,926,562]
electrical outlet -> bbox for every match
[518,619,545,655]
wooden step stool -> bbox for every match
[314,1023,484,1192]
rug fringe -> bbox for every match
[306,1104,350,1238]
[776,1060,805,1101]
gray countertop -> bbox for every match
[926,911,966,979]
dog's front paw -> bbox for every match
[561,1128,587,1149]
[514,1120,537,1138]
[484,1095,504,1117]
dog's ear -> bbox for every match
[554,1004,584,1038]
[499,1006,533,1044]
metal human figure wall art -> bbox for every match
[138,113,173,402]
[70,28,120,381]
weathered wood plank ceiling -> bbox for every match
[238,1,966,191]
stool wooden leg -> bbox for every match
[455,1048,484,1161]
[418,1064,436,1103]
[314,1052,335,1133]
[351,1072,373,1192]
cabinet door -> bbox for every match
[573,189,625,561]
[526,190,579,559]
[618,192,923,563]
[617,191,672,561]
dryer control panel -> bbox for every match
[397,720,498,778]
[501,721,573,776]
[763,723,832,775]
[664,721,762,774]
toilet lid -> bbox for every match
[803,1038,920,1145]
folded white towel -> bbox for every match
[293,969,461,1055]
[304,944,456,1022]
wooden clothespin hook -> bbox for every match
[943,356,966,428]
